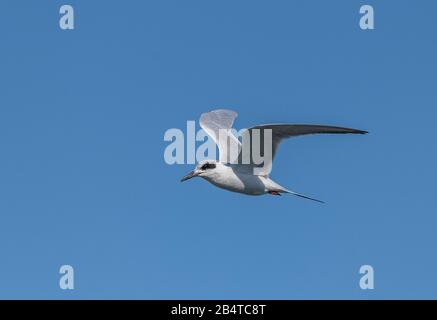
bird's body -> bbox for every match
[180,109,367,203]
[199,161,287,196]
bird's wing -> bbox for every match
[236,124,367,176]
[199,109,241,163]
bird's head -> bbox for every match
[180,159,222,182]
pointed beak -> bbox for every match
[180,170,199,182]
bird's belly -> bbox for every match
[205,174,267,196]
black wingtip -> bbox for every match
[350,129,368,135]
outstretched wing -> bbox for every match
[237,124,367,176]
[199,109,241,163]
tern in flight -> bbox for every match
[181,109,367,202]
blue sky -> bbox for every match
[0,0,436,299]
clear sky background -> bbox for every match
[0,0,436,299]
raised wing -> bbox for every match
[237,124,367,176]
[199,109,241,163]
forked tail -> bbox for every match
[283,189,325,203]
[267,179,325,203]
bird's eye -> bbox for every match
[201,163,216,170]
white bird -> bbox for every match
[181,109,367,202]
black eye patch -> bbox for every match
[201,163,216,170]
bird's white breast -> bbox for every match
[203,167,268,195]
